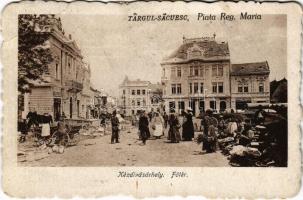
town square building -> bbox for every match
[230,62,270,109]
[161,35,270,116]
[22,15,93,121]
[119,76,151,116]
[118,76,163,116]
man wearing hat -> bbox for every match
[111,110,120,144]
[138,110,149,145]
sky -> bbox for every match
[60,14,286,96]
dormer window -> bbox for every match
[187,44,203,58]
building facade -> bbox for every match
[161,36,270,116]
[119,76,152,116]
[230,62,270,109]
[25,15,92,121]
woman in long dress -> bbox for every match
[182,108,195,141]
[151,112,164,139]
[168,113,181,143]
[41,113,52,136]
[40,113,53,148]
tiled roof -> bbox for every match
[163,37,230,63]
[149,83,163,92]
[126,80,150,85]
[120,76,150,86]
[231,61,270,76]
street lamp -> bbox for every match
[213,97,216,112]
[203,88,208,111]
[148,89,151,111]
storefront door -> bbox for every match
[69,97,73,118]
[53,98,61,121]
[77,100,80,118]
[189,99,196,115]
[199,100,205,112]
[220,101,226,112]
[169,101,176,113]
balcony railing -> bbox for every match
[65,80,83,92]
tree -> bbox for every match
[18,14,54,94]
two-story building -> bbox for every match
[230,62,270,109]
[161,35,270,115]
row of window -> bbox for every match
[55,62,88,84]
[169,100,226,112]
[171,82,265,95]
[122,89,147,95]
[238,82,264,93]
[131,99,146,106]
[171,82,224,94]
[169,64,224,78]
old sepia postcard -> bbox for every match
[1,0,302,198]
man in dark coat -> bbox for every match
[163,112,168,129]
[139,111,149,145]
[111,110,120,144]
[168,113,181,143]
[182,108,195,141]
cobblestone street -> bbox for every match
[18,125,229,167]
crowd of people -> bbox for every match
[110,107,197,146]
[109,105,287,167]
[197,105,288,166]
[19,104,287,166]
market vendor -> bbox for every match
[226,117,238,137]
[217,115,226,135]
[54,117,69,145]
[238,124,254,146]
[255,105,266,125]
[202,109,218,153]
